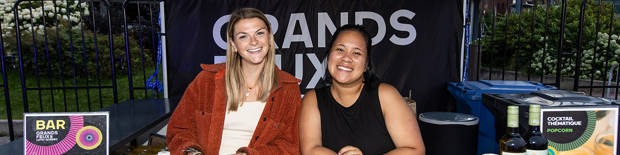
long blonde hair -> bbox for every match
[225,8,277,112]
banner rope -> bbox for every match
[147,9,164,95]
[463,0,471,81]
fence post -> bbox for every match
[13,0,29,113]
[591,0,603,96]
[0,14,15,142]
[603,0,615,96]
[542,0,551,83]
[105,0,119,104]
[122,0,135,100]
[556,0,568,89]
[573,0,588,91]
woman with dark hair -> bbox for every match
[299,24,424,155]
[167,8,301,155]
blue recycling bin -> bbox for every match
[447,80,555,155]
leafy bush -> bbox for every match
[1,0,154,78]
[480,0,620,80]
[2,24,152,78]
[531,32,620,79]
[1,0,88,38]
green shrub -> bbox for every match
[480,0,620,80]
[2,23,153,78]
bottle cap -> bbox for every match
[529,104,541,113]
[529,104,541,126]
[507,106,519,115]
[507,106,519,128]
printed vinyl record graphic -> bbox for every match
[75,126,103,150]
[546,111,596,151]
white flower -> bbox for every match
[70,12,79,17]
[44,5,52,11]
[60,8,65,13]
[32,11,41,19]
[44,1,54,6]
[70,16,79,22]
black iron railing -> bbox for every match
[476,0,620,99]
[1,0,163,142]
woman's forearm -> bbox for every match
[302,146,338,155]
[384,147,424,155]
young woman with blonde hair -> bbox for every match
[167,8,301,155]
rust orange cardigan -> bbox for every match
[167,64,302,155]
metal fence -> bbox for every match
[0,0,163,142]
[473,0,620,99]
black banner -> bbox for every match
[166,0,462,113]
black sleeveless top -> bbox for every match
[315,82,396,154]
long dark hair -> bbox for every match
[320,24,379,88]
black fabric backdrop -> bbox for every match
[165,0,462,113]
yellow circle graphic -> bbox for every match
[548,146,558,155]
[75,126,103,150]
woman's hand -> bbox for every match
[338,145,363,155]
[185,150,203,155]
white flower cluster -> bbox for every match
[1,0,90,37]
[531,32,620,80]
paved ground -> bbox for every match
[0,120,23,145]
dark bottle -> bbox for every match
[524,105,548,155]
[499,106,526,155]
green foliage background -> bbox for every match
[0,0,161,120]
[481,0,620,80]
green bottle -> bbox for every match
[500,106,526,155]
[524,105,548,155]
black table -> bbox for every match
[0,99,171,154]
